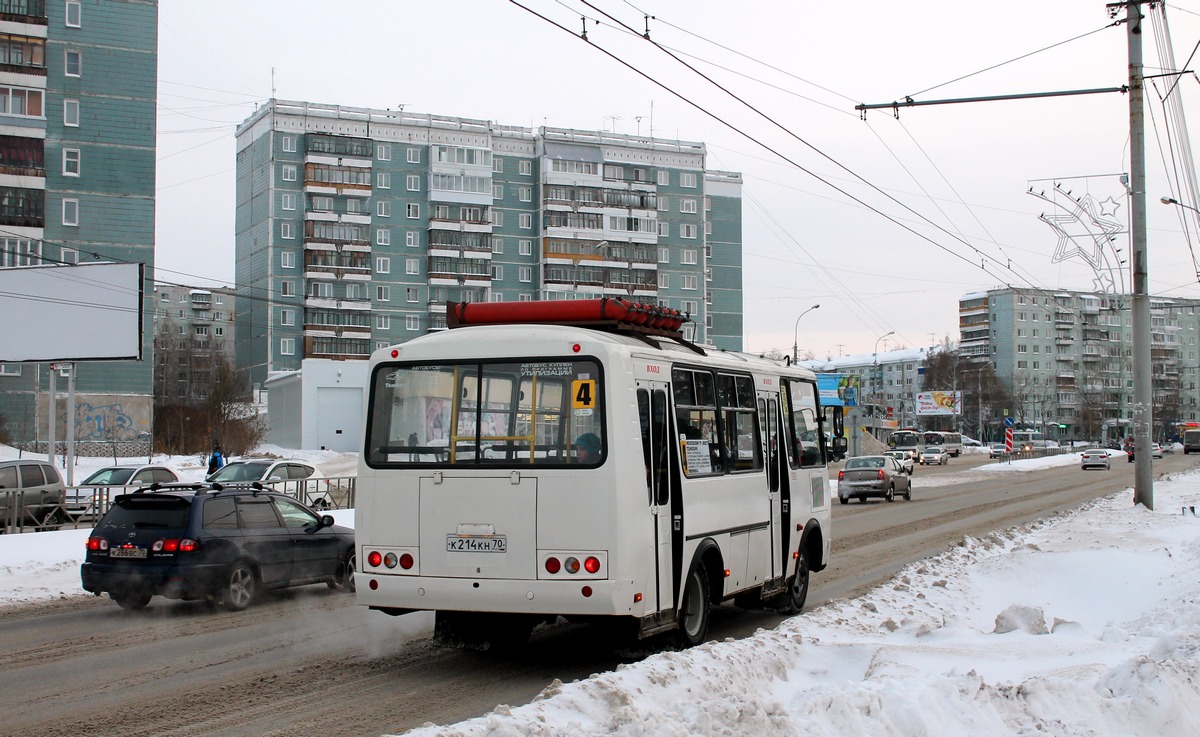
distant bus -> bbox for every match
[1011,430,1044,452]
[1184,428,1200,454]
[888,428,923,459]
[923,431,963,457]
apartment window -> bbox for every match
[346,283,365,300]
[281,164,296,181]
[64,50,81,77]
[280,338,295,356]
[376,314,390,330]
[280,251,295,268]
[680,198,697,213]
[280,222,294,239]
[376,285,390,302]
[376,143,391,160]
[407,147,420,163]
[705,221,712,235]
[406,174,420,192]
[657,170,670,186]
[657,196,668,212]
[490,291,505,302]
[704,197,712,211]
[658,273,669,289]
[519,239,532,256]
[346,198,361,213]
[406,287,419,303]
[406,231,418,248]
[657,221,669,237]
[491,210,504,227]
[405,203,419,219]
[520,293,533,301]
[281,136,295,153]
[519,160,532,176]
[680,223,697,239]
[681,275,698,290]
[280,309,295,326]
[518,186,532,202]
[376,228,390,246]
[280,192,295,210]
[681,249,697,265]
[406,257,418,274]
[61,247,76,264]
[490,237,504,254]
[65,1,82,27]
[491,265,504,280]
[62,198,78,226]
[519,266,532,282]
[659,247,670,263]
[62,148,79,176]
[492,184,504,199]
[519,213,532,229]
[680,172,697,188]
[280,280,295,297]
[406,315,420,331]
[308,281,332,299]
[375,256,390,273]
[493,157,504,173]
[63,98,78,126]
[377,172,390,189]
[0,86,43,118]
[377,200,390,217]
[1017,344,1028,354]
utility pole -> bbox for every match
[1117,0,1154,510]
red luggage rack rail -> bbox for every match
[445,298,705,354]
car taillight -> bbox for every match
[86,536,108,551]
[837,470,844,481]
[877,470,886,480]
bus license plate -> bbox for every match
[446,535,507,553]
[109,547,147,559]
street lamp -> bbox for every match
[1160,196,1200,213]
[872,330,895,407]
[792,304,820,362]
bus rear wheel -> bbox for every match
[676,564,711,647]
[775,548,810,615]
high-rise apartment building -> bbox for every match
[0,0,158,446]
[152,284,236,403]
[233,100,743,392]
[960,287,1200,438]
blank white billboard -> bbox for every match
[0,262,144,362]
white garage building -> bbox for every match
[264,359,368,453]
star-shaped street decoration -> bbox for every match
[1029,187,1124,270]
[1098,196,1121,218]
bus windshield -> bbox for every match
[366,358,604,467]
[889,430,922,449]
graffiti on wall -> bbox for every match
[39,394,151,441]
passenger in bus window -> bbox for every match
[574,433,601,463]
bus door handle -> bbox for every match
[782,500,789,514]
[673,515,682,531]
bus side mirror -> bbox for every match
[831,407,844,437]
[832,437,848,454]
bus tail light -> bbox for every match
[399,553,414,570]
[367,551,382,567]
[540,551,607,579]
[564,557,581,574]
[544,557,561,574]
[584,556,600,574]
[365,548,418,573]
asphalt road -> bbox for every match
[0,451,1191,737]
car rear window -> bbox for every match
[98,496,191,530]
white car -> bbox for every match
[1080,449,1111,470]
[1151,443,1164,459]
[206,458,331,507]
[67,464,180,520]
[883,450,915,474]
[919,446,949,465]
[986,442,1008,458]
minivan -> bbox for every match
[0,459,66,532]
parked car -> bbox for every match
[837,455,912,504]
[80,486,356,611]
[1080,449,1111,471]
[206,458,331,507]
[986,442,1008,458]
[882,450,914,475]
[67,465,180,521]
[1152,443,1164,459]
[0,459,66,532]
[920,446,950,465]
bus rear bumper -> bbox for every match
[356,574,642,617]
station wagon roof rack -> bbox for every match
[445,298,707,355]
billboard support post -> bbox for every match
[66,363,76,486]
[48,366,56,468]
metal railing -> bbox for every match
[1,476,357,535]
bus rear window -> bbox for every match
[366,359,604,468]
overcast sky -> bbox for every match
[154,0,1200,359]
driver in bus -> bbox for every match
[574,432,602,463]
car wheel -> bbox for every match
[676,563,712,647]
[329,549,356,593]
[839,496,849,505]
[112,592,152,610]
[904,485,912,501]
[885,485,895,503]
[775,547,810,615]
[222,562,257,612]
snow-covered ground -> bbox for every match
[2,444,1197,737]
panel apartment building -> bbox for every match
[233,99,743,392]
[0,0,158,447]
[960,287,1200,439]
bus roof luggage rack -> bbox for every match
[446,298,706,354]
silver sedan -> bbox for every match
[838,455,912,504]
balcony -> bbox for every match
[0,0,46,24]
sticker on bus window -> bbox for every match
[572,379,596,409]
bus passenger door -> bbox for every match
[760,395,783,581]
[637,384,673,614]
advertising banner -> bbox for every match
[915,391,961,416]
[816,374,859,407]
